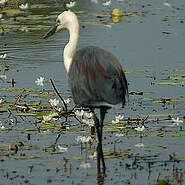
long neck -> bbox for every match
[64,23,79,73]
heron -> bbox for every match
[44,11,128,174]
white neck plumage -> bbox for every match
[63,21,79,73]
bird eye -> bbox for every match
[56,19,60,25]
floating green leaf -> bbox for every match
[1,9,24,17]
[35,111,59,120]
[168,69,185,72]
[111,8,123,17]
[168,133,181,137]
[160,17,169,22]
[140,113,175,118]
[94,12,110,18]
[111,8,123,23]
[168,75,185,80]
[155,81,185,86]
[152,98,185,104]
[125,69,148,74]
[155,179,170,185]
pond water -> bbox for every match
[0,0,185,184]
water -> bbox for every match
[0,0,185,184]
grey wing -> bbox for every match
[68,46,128,108]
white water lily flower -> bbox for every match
[91,0,98,4]
[172,117,183,124]
[0,0,8,5]
[76,135,92,143]
[75,109,84,117]
[172,122,179,127]
[135,125,145,132]
[57,145,68,152]
[163,2,171,8]
[135,142,145,148]
[89,151,97,159]
[0,53,7,59]
[64,98,70,104]
[35,77,44,87]
[112,114,124,124]
[10,119,14,123]
[19,3,28,10]
[57,107,62,112]
[0,121,5,129]
[82,119,87,124]
[104,24,112,28]
[20,26,29,32]
[0,14,3,19]
[0,98,3,104]
[0,74,7,80]
[80,162,91,169]
[85,112,93,119]
[102,0,111,6]
[66,126,70,130]
[49,98,59,107]
[85,119,95,127]
[115,133,124,137]
[115,114,124,121]
[82,118,94,127]
[112,119,119,124]
[42,115,52,122]
[0,125,5,130]
[66,1,76,8]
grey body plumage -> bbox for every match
[68,46,128,108]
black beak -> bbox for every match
[43,24,58,39]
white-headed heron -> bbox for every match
[44,11,128,174]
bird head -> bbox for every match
[43,11,79,39]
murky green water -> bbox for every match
[0,0,185,184]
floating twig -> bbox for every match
[54,134,61,145]
[50,79,68,112]
[141,115,149,125]
[13,90,25,105]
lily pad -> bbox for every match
[155,180,170,185]
[1,9,24,17]
[140,113,175,118]
[168,69,185,72]
[31,3,50,9]
[94,12,110,18]
[125,69,148,74]
[155,81,185,86]
[168,75,185,80]
[152,98,185,104]
[35,110,62,121]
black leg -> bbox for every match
[54,133,61,145]
[97,132,101,174]
[100,107,107,173]
[92,108,107,175]
[98,125,105,173]
[93,113,101,174]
